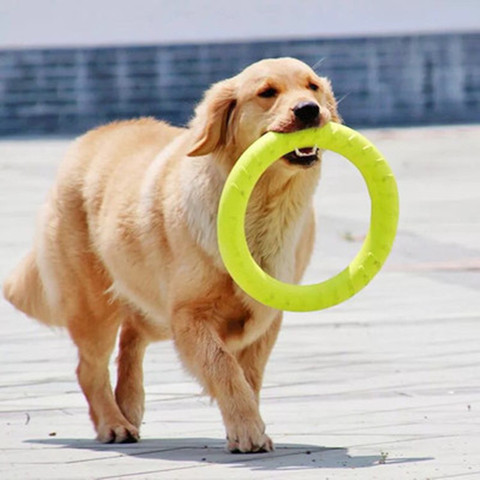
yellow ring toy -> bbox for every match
[217,122,399,312]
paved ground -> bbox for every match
[1,125,479,480]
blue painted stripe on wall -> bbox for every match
[0,32,478,136]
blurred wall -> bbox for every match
[0,1,478,136]
[0,33,478,136]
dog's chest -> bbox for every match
[245,198,308,283]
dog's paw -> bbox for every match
[225,419,274,453]
[227,434,274,453]
[96,422,140,444]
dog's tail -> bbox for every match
[3,251,63,327]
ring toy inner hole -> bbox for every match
[217,122,399,312]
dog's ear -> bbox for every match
[187,79,237,157]
[322,78,342,124]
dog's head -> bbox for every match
[188,57,341,170]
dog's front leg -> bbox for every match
[236,312,282,403]
[171,304,273,453]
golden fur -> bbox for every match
[3,58,339,453]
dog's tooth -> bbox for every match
[294,147,319,158]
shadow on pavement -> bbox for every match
[27,437,433,471]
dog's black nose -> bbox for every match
[293,101,320,124]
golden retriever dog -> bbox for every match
[3,57,339,453]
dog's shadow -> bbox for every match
[27,437,432,471]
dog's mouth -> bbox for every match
[283,146,320,167]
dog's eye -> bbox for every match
[308,83,319,92]
[258,87,278,98]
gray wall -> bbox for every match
[0,32,478,136]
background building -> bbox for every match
[0,0,478,135]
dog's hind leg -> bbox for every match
[115,319,148,429]
[68,310,140,443]
[114,315,150,429]
[115,314,171,428]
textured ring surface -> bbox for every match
[217,122,399,312]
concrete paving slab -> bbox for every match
[1,125,479,479]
